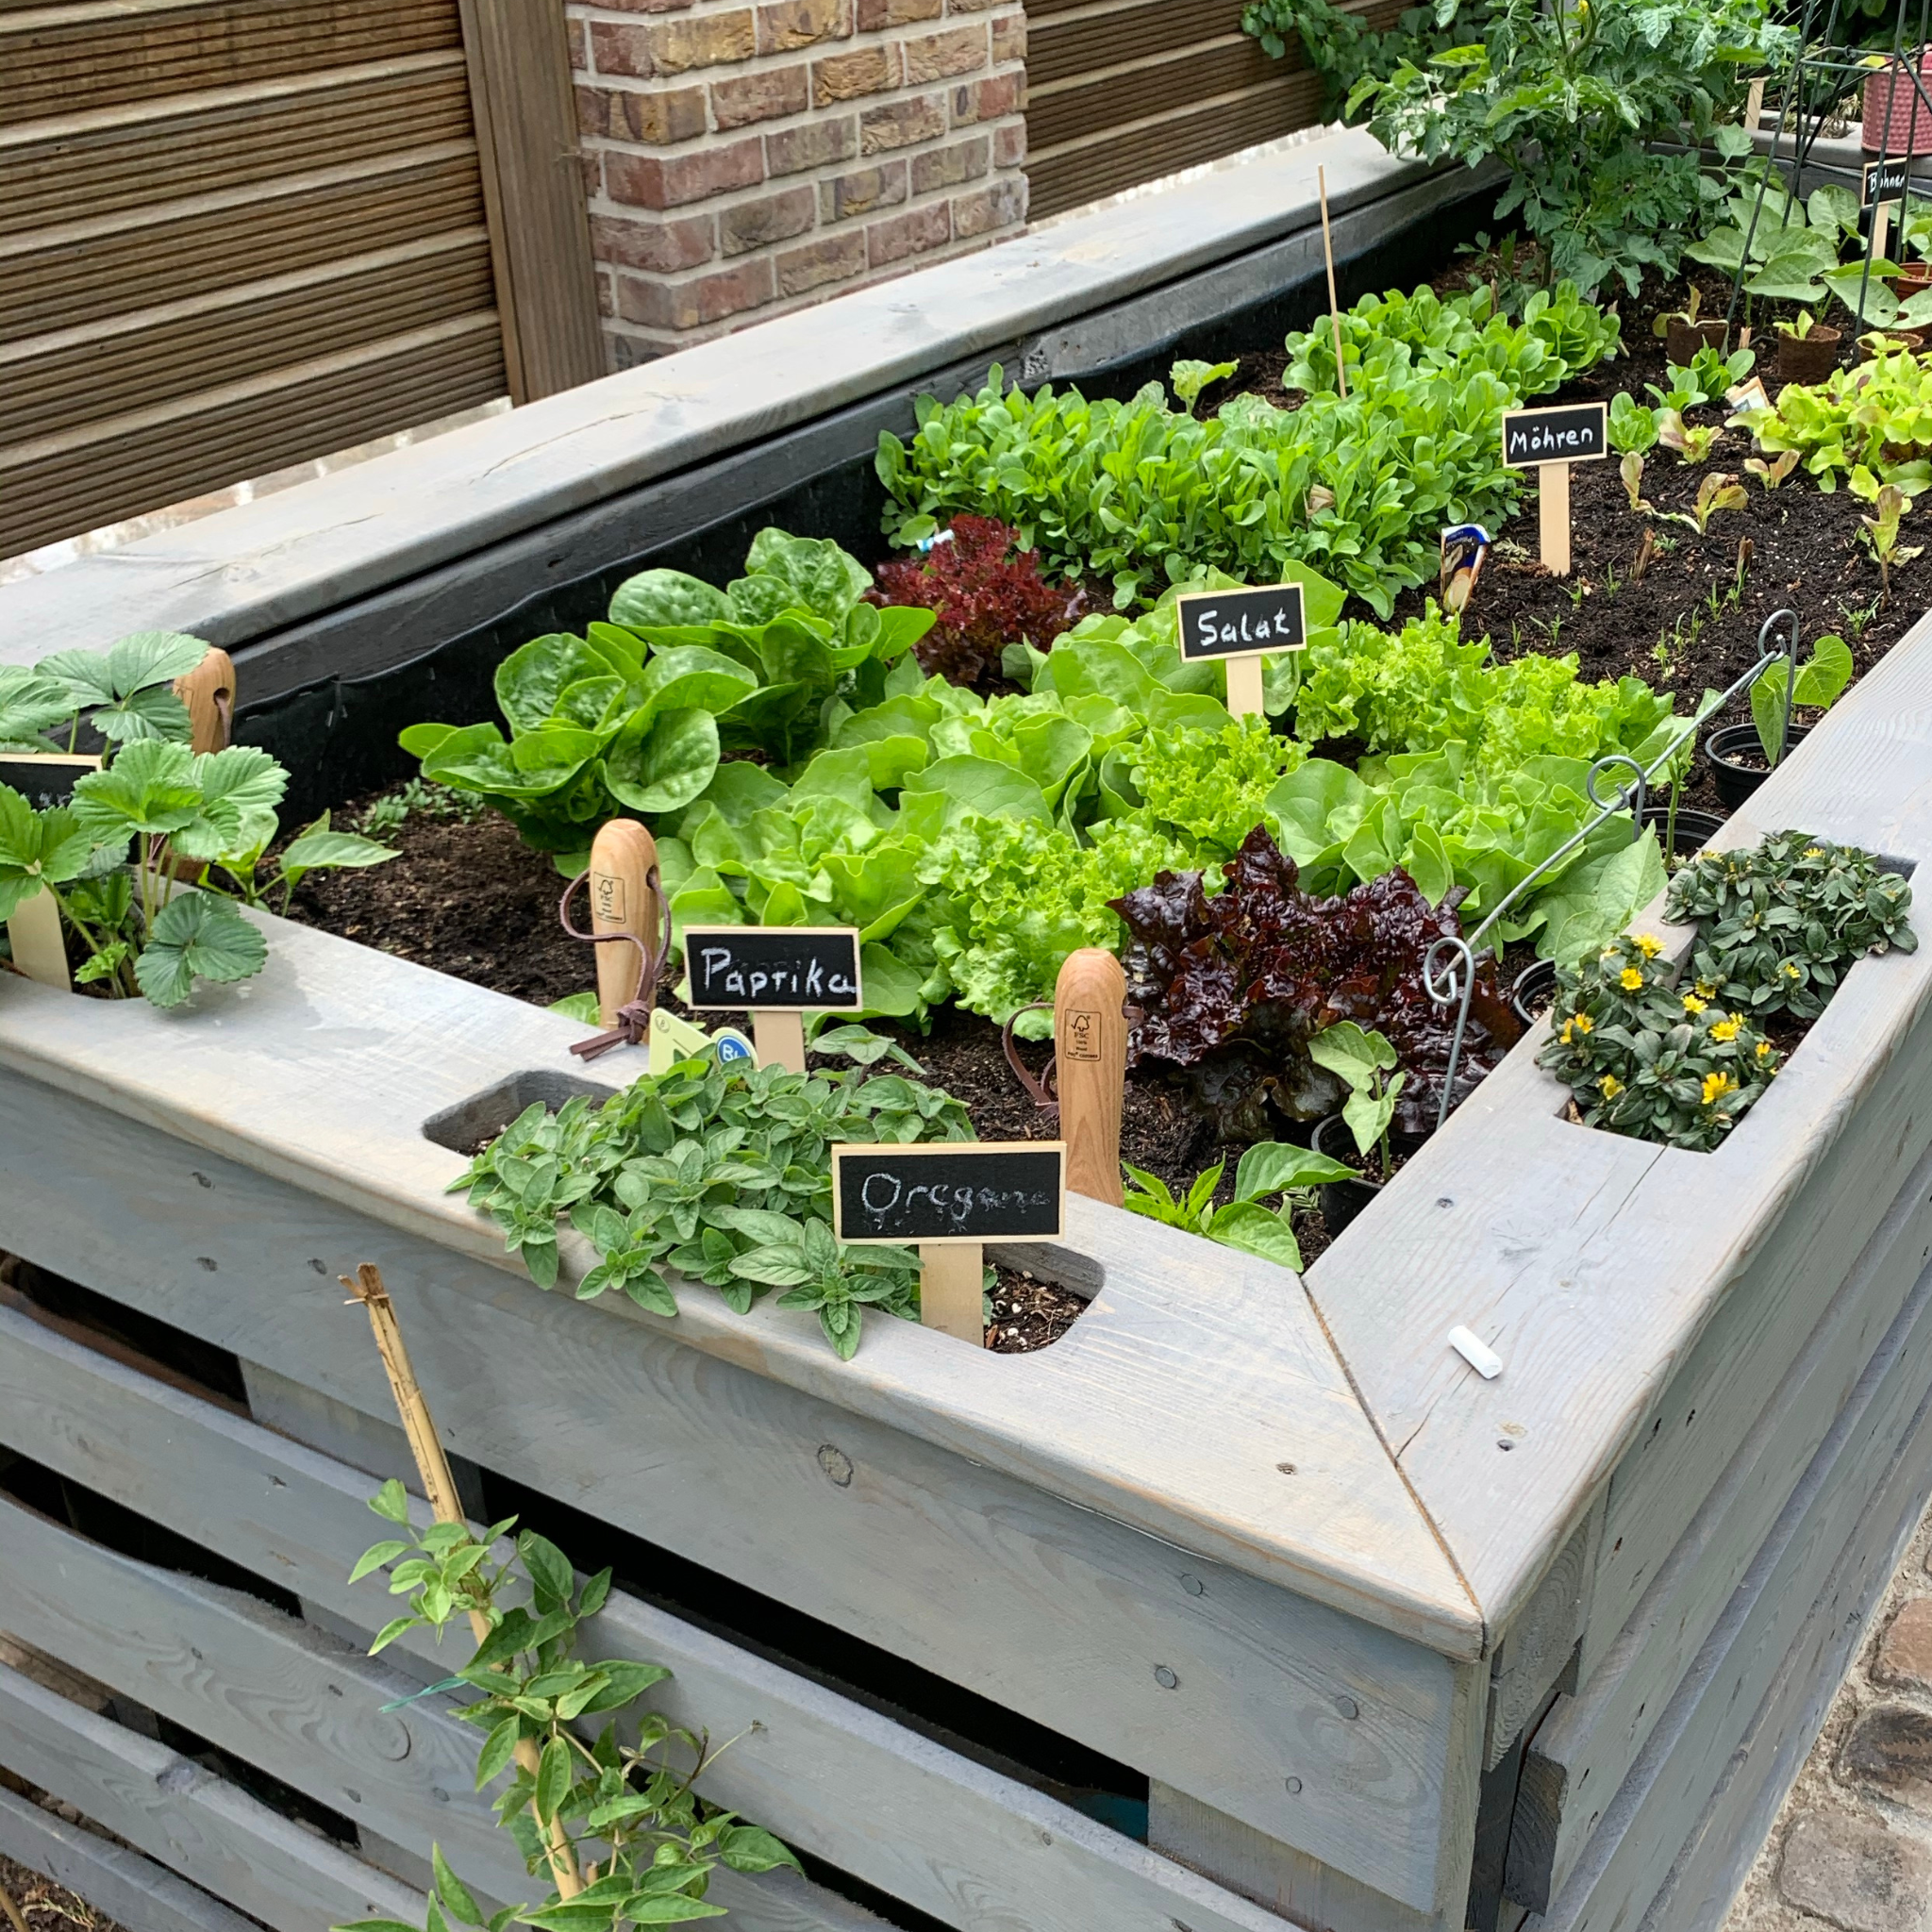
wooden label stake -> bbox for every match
[1172,582,1307,722]
[6,887,69,991]
[1317,163,1347,400]
[1538,460,1572,577]
[753,1009,808,1074]
[1055,948,1125,1207]
[682,924,862,1077]
[588,819,661,1028]
[918,1242,985,1345]
[1501,401,1607,579]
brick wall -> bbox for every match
[570,0,1029,364]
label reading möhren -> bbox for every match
[1500,401,1609,469]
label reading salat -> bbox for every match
[682,925,864,1012]
[1500,401,1609,469]
[1174,583,1307,662]
[832,1141,1067,1246]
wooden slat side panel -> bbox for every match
[0,324,506,559]
[0,0,463,124]
[1029,0,1250,86]
[1030,40,1286,151]
[0,58,475,235]
[0,235,498,443]
[0,149,487,337]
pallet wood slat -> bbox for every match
[1507,1131,1932,1908]
[0,1662,430,1932]
[1528,1238,1932,1930]
[0,1087,1474,1913]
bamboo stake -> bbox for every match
[342,1262,584,1900]
[1318,165,1348,400]
[0,1879,29,1932]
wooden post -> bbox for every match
[1318,164,1347,401]
[919,1243,984,1345]
[1224,656,1267,718]
[1745,75,1765,133]
[1539,461,1573,576]
[1874,198,1893,265]
[1055,949,1125,1208]
[588,819,660,1028]
[173,647,234,755]
[754,1009,808,1074]
[341,1263,584,1901]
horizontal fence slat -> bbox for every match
[0,1071,1468,1911]
[0,1294,1338,1932]
[1029,0,1249,86]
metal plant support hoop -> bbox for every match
[1424,610,1804,1129]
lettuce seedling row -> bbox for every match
[6,170,1932,1932]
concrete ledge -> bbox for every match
[0,128,1477,674]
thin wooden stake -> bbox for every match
[1055,949,1125,1208]
[1539,460,1573,575]
[5,886,69,991]
[0,1878,29,1932]
[588,819,660,1029]
[1318,165,1348,400]
[342,1263,584,1901]
[753,1009,807,1074]
[919,1242,984,1344]
[1224,655,1267,719]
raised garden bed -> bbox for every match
[4,125,1932,1932]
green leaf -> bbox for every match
[534,1736,572,1824]
[601,708,721,814]
[134,893,268,1008]
[108,630,212,694]
[622,1900,727,1924]
[1232,1141,1356,1202]
[348,1541,411,1583]
[475,1713,522,1788]
[280,827,399,874]
[718,1824,803,1874]
[434,1846,487,1926]
[520,1532,576,1609]
[370,1479,412,1524]
[1208,1201,1304,1271]
[609,570,733,632]
[370,1614,421,1655]
[72,738,201,841]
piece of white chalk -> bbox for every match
[1449,1325,1503,1380]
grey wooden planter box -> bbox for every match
[2,609,1931,1932]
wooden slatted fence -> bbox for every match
[1024,0,1404,221]
[0,0,601,564]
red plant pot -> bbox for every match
[1864,49,1932,155]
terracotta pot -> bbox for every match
[1667,318,1728,367]
[1777,325,1841,384]
[1864,48,1932,156]
[1893,269,1932,298]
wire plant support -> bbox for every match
[1424,610,1805,1129]
[1725,0,1932,342]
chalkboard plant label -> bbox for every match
[833,1141,1066,1247]
[682,926,863,1012]
[1499,402,1609,469]
[0,752,98,810]
[1174,584,1307,661]
[1866,154,1912,208]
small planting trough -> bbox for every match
[2,131,1930,1932]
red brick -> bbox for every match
[867,199,950,267]
[711,61,808,127]
[911,132,987,194]
[581,149,604,198]
[857,0,940,23]
[902,22,986,83]
[580,81,709,142]
[585,0,697,10]
[950,69,1020,125]
[776,230,868,294]
[991,118,1024,169]
[819,157,908,221]
[814,43,895,101]
[766,112,858,174]
[595,265,615,317]
[605,136,766,208]
[648,9,756,71]
[944,0,1008,10]
[991,10,1024,62]
[591,208,718,272]
[952,172,1024,237]
[719,181,818,254]
[590,20,658,77]
[617,258,775,331]
[858,92,945,152]
[757,0,849,51]
[568,13,590,72]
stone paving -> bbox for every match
[1723,1494,1932,1931]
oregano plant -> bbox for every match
[333,1480,799,1932]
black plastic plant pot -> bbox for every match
[1313,1113,1382,1239]
[1639,803,1727,857]
[1705,721,1811,810]
[1511,959,1557,1028]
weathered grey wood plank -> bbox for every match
[1307,600,1932,1641]
[0,1782,262,1932]
[0,939,1474,1665]
[1509,1130,1932,1909]
[0,1659,429,1932]
[1528,1224,1932,1930]
[1485,1502,1597,1773]
[0,1083,1473,1910]
[0,1307,1345,1932]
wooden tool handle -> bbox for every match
[1055,948,1126,1207]
[174,647,235,755]
[589,819,660,1028]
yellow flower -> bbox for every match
[1804,846,1824,858]
[1636,935,1664,958]
[1702,1071,1737,1107]
[1682,993,1707,1015]
[1782,961,1803,979]
[1565,1012,1592,1037]
[1599,1074,1624,1099]
[1757,1040,1774,1059]
[1711,1016,1741,1042]
[1695,979,1718,999]
[1620,966,1645,991]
